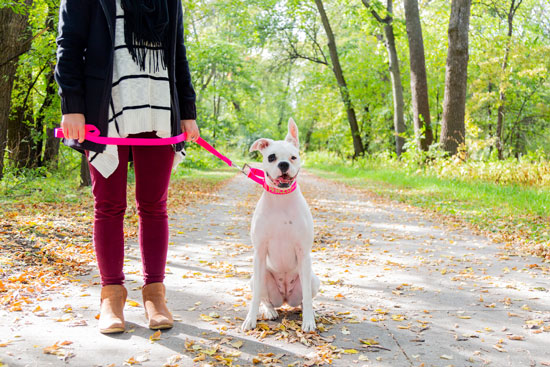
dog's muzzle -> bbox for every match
[268,171,298,188]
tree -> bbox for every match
[314,0,365,157]
[403,0,434,151]
[492,0,524,160]
[0,0,33,180]
[361,0,406,156]
[440,0,471,155]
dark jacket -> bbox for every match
[55,0,196,154]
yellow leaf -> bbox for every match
[343,349,359,354]
[391,315,406,322]
[360,338,379,345]
[507,335,524,341]
[124,357,139,365]
[231,340,243,349]
[200,314,215,322]
[127,300,141,307]
[149,330,161,341]
[43,343,60,354]
[193,354,206,362]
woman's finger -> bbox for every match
[78,124,86,143]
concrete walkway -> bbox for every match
[1,171,549,367]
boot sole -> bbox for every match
[149,323,173,330]
[100,326,125,334]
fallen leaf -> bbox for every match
[231,340,243,348]
[127,300,141,307]
[149,330,162,341]
[507,335,524,341]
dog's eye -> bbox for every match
[291,156,297,160]
[268,154,276,162]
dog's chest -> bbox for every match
[251,191,313,272]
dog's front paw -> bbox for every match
[301,312,316,332]
[241,316,257,331]
[260,303,279,320]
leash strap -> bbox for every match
[55,125,233,166]
[55,124,296,194]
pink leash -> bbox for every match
[55,125,297,195]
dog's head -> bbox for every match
[250,118,301,189]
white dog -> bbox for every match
[241,118,320,332]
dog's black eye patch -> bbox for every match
[268,154,276,162]
[291,156,297,160]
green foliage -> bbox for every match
[305,151,550,257]
[2,0,550,184]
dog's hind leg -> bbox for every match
[259,271,282,320]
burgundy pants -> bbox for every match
[88,133,174,286]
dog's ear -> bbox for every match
[285,118,299,148]
[250,138,274,153]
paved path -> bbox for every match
[1,172,549,367]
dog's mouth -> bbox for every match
[269,173,296,188]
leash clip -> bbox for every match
[240,163,252,176]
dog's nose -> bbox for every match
[278,161,290,173]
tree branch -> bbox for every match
[284,29,328,65]
[361,0,391,24]
[0,27,49,68]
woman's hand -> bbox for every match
[181,119,199,142]
[61,113,86,143]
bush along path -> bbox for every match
[0,171,549,367]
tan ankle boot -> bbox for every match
[142,283,173,330]
[99,284,127,334]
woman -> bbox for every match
[55,0,199,333]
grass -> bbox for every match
[305,159,550,260]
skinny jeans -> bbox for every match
[87,132,174,286]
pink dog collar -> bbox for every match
[244,165,297,195]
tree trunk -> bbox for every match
[40,68,60,167]
[404,0,434,151]
[8,71,42,169]
[362,0,406,156]
[440,0,471,155]
[0,1,32,180]
[495,0,522,160]
[41,4,60,167]
[383,20,406,156]
[314,0,364,157]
